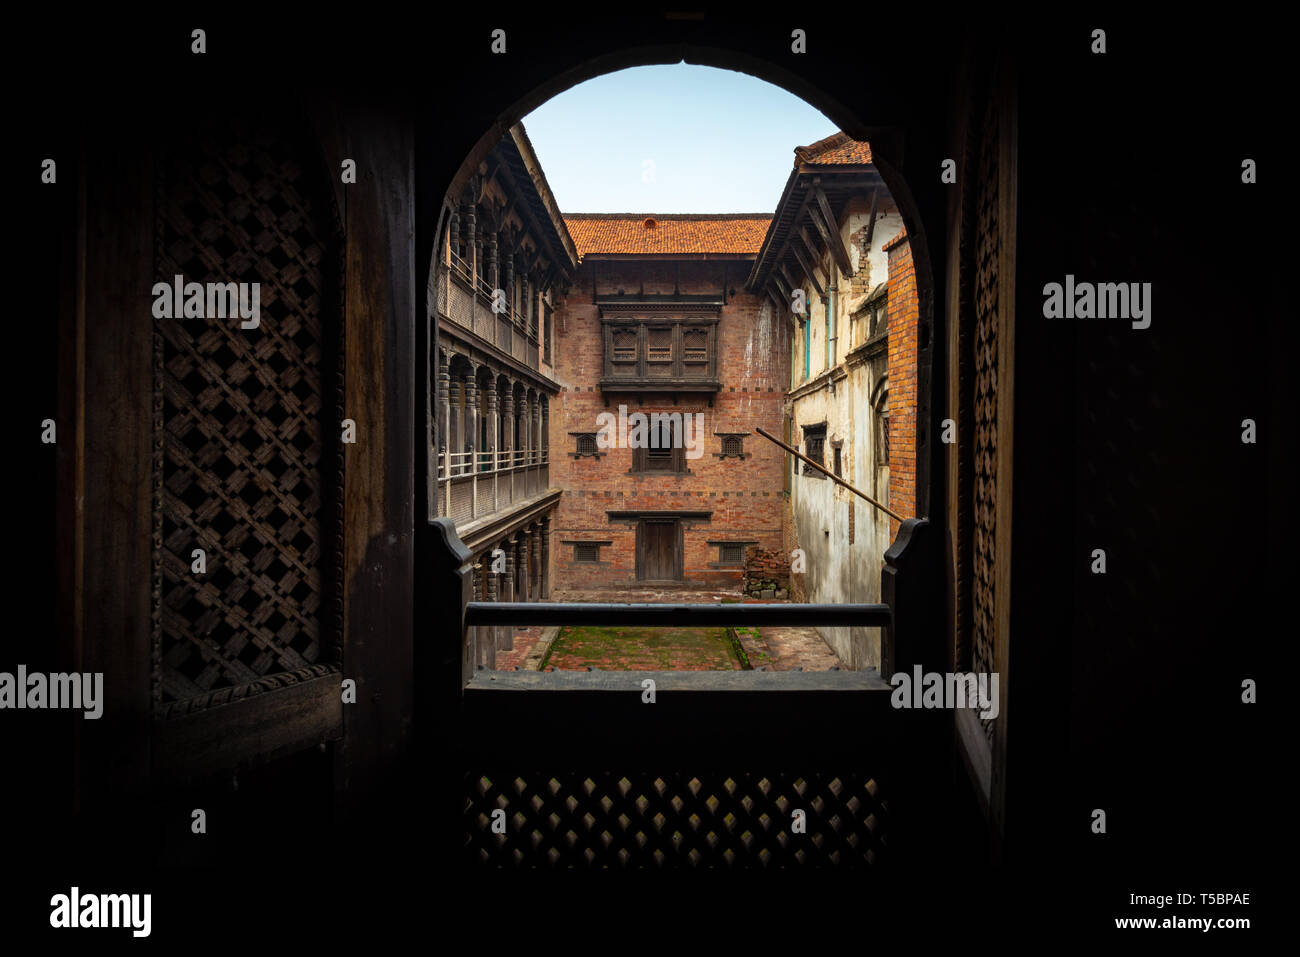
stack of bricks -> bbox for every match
[884,229,918,539]
[743,545,790,598]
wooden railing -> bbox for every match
[440,263,538,366]
[436,448,550,526]
[418,514,950,870]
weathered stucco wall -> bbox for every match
[787,196,905,669]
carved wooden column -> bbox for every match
[480,556,496,670]
[501,535,516,651]
[470,560,483,668]
[502,248,515,315]
[437,351,450,482]
[447,208,459,266]
[540,397,550,466]
[540,515,551,599]
[520,526,533,603]
[486,232,499,291]
[463,375,478,489]
[447,375,461,481]
[500,385,514,503]
[518,393,531,476]
[464,204,477,282]
[530,521,542,599]
[484,377,498,512]
[486,544,501,659]
[531,397,543,466]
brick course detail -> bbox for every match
[886,231,918,538]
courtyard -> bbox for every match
[492,587,847,672]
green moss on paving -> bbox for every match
[545,625,742,671]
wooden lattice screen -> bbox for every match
[970,77,1002,747]
[465,769,888,868]
[152,121,344,716]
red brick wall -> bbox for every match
[550,259,790,589]
[886,234,918,539]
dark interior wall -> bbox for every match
[1010,17,1289,910]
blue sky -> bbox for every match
[521,64,837,214]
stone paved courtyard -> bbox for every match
[490,586,846,672]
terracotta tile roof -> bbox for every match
[562,213,772,257]
[793,131,873,167]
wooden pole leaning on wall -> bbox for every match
[754,426,905,523]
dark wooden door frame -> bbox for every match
[636,517,683,582]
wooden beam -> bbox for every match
[763,283,785,315]
[864,186,880,248]
[813,185,854,276]
[789,242,825,299]
[799,225,824,265]
[772,272,792,306]
[779,263,802,298]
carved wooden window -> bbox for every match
[573,542,601,563]
[635,417,685,473]
[802,423,826,476]
[612,329,637,365]
[647,326,673,376]
[683,327,708,365]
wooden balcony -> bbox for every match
[439,258,539,368]
[599,317,721,394]
[437,447,550,527]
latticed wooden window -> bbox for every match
[574,542,601,563]
[612,329,637,364]
[575,433,598,458]
[720,435,744,459]
[646,418,674,470]
[719,542,745,564]
[683,328,708,364]
[154,122,342,709]
[803,424,826,475]
[647,327,673,366]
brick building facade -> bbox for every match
[437,127,917,664]
[884,227,918,538]
[549,217,791,590]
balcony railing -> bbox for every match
[440,260,539,367]
[436,447,551,527]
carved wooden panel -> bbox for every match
[466,769,888,868]
[152,121,343,716]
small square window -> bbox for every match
[573,433,601,459]
[719,542,745,564]
[574,542,601,563]
[717,434,747,460]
